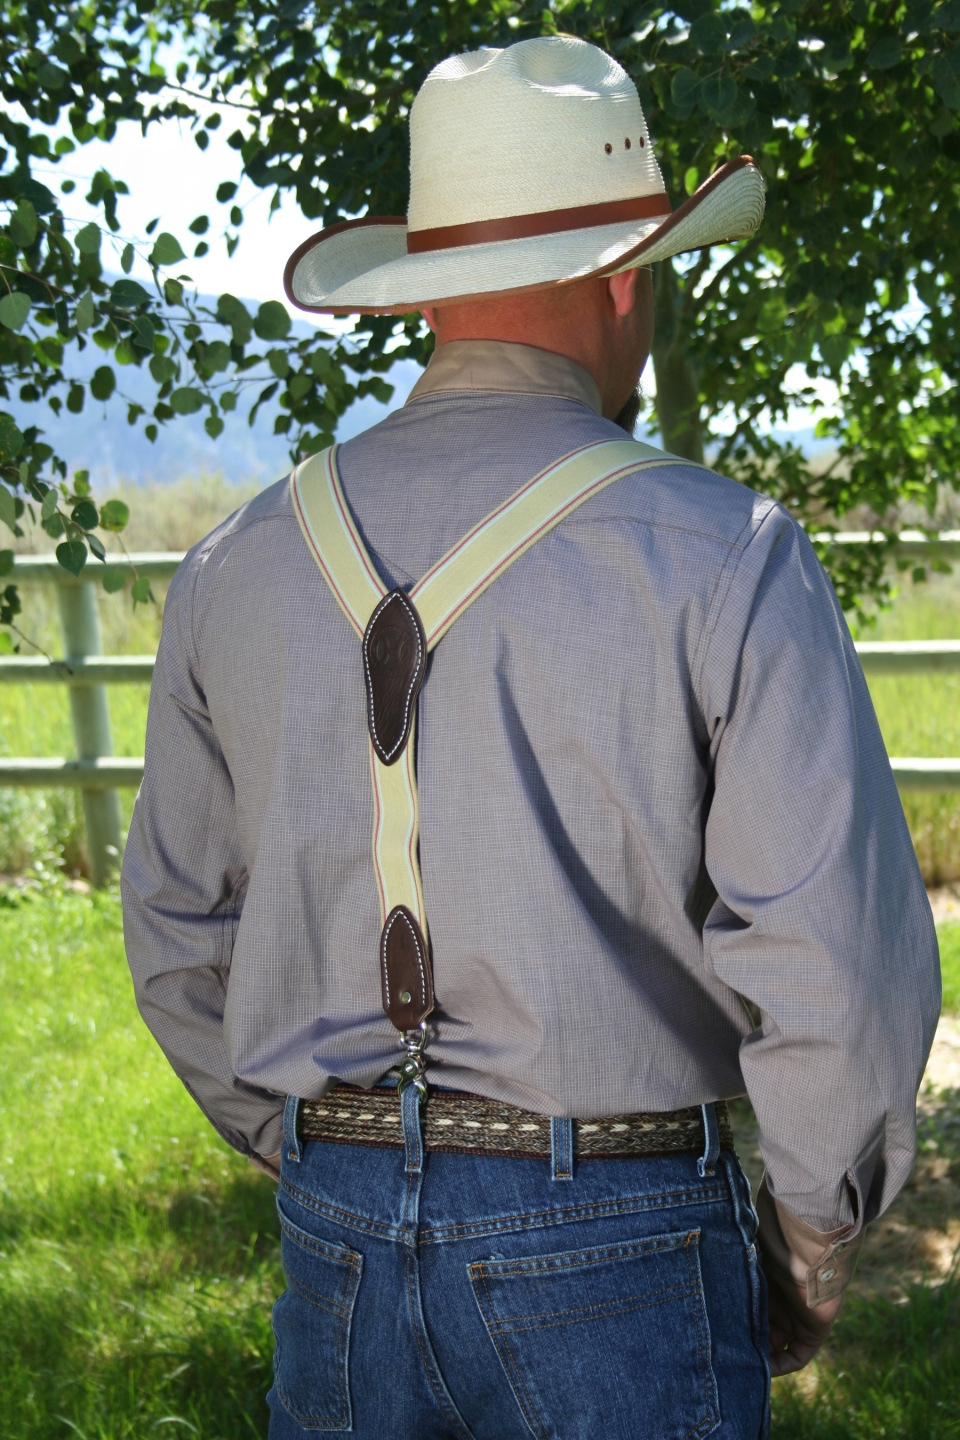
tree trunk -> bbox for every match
[651,258,704,465]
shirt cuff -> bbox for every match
[248,1150,282,1181]
[755,1173,863,1306]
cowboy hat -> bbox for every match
[284,35,765,315]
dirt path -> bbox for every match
[730,1014,960,1297]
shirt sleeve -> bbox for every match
[698,503,940,1248]
[120,552,284,1161]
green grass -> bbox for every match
[940,922,960,1013]
[771,1273,960,1438]
[2,890,959,1436]
[0,885,281,1438]
[864,568,960,887]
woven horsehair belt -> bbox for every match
[298,1085,734,1161]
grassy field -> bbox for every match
[0,885,958,1437]
[1,476,958,881]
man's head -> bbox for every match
[421,267,653,427]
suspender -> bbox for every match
[291,436,684,1097]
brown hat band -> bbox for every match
[406,192,671,254]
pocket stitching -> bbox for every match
[470,1228,720,1440]
[273,1222,363,1431]
[481,1283,701,1334]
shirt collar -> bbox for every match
[405,339,602,415]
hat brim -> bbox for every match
[285,157,765,316]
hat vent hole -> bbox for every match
[604,143,612,154]
[624,137,631,149]
[639,136,645,148]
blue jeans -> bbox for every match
[267,1096,770,1439]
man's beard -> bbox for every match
[613,387,642,435]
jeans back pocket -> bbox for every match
[469,1228,719,1440]
[273,1207,363,1431]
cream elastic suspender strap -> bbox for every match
[291,437,686,1090]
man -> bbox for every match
[122,36,939,1439]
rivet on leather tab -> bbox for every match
[363,589,427,765]
[380,905,434,1031]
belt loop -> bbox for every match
[401,1083,424,1174]
[698,1102,720,1178]
[283,1094,302,1164]
[550,1117,574,1182]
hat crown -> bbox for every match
[408,37,665,233]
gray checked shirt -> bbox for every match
[122,339,939,1248]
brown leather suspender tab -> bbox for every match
[363,589,428,765]
[380,904,434,1030]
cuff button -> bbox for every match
[820,1268,837,1282]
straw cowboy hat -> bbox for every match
[284,35,765,315]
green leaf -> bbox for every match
[110,278,150,308]
[38,60,70,90]
[131,575,154,605]
[74,470,91,496]
[120,243,135,274]
[268,349,291,378]
[0,550,13,578]
[671,68,701,113]
[90,366,115,402]
[74,222,101,254]
[75,292,95,332]
[9,201,38,249]
[87,532,106,561]
[205,414,225,438]
[216,181,238,202]
[99,499,130,532]
[217,293,253,344]
[188,214,210,235]
[684,166,700,197]
[0,293,31,331]
[868,37,902,70]
[132,316,156,351]
[254,300,291,340]
[0,487,17,534]
[163,278,184,306]
[220,392,238,412]
[71,499,99,531]
[201,340,231,373]
[56,540,87,577]
[101,566,127,593]
[0,630,12,654]
[932,50,960,108]
[40,487,59,523]
[149,232,187,267]
[689,13,728,53]
[67,385,85,414]
[0,415,24,462]
[701,72,738,119]
[935,0,960,30]
[149,355,178,383]
[170,386,205,415]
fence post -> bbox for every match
[56,580,121,887]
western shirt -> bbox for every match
[122,339,939,1263]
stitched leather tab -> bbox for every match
[363,590,427,765]
[380,905,434,1030]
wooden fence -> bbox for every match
[2,539,959,885]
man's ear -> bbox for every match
[607,267,640,318]
[421,306,438,334]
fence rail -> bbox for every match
[3,547,960,884]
